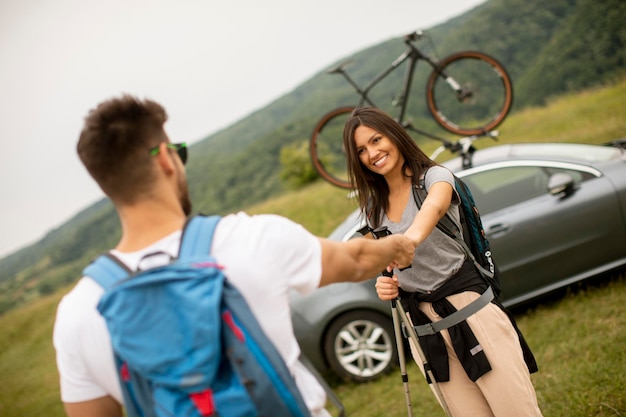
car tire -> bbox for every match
[323,310,398,382]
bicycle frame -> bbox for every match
[311,31,513,189]
[331,32,450,143]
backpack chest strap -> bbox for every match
[411,286,494,336]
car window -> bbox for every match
[543,166,595,184]
[464,166,548,214]
[463,166,596,215]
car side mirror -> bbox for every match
[548,173,576,198]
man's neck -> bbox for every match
[114,203,187,253]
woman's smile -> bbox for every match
[373,154,389,167]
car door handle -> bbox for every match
[486,223,510,237]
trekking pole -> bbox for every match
[385,269,414,417]
[372,227,452,417]
[371,227,414,417]
[394,297,452,417]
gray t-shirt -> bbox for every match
[381,166,466,293]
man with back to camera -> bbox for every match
[52,94,415,417]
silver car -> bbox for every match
[291,141,626,382]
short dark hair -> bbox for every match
[77,95,169,203]
[343,107,434,228]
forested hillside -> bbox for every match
[1,0,624,314]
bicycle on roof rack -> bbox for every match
[309,30,513,189]
[430,130,500,170]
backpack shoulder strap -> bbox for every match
[85,215,221,288]
[414,175,496,280]
[179,214,222,257]
[83,254,131,290]
[413,167,461,240]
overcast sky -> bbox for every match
[0,0,486,258]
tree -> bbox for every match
[279,141,319,190]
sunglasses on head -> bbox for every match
[149,142,187,165]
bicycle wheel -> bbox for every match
[426,51,513,136]
[310,106,356,189]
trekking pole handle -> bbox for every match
[371,226,412,274]
[371,226,396,278]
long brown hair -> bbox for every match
[343,107,435,228]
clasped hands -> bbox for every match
[378,233,415,301]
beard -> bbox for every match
[181,191,192,216]
[179,181,193,216]
[176,165,193,216]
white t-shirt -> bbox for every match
[53,212,330,416]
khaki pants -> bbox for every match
[407,291,543,417]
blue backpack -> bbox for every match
[84,215,311,417]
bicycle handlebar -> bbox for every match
[326,60,353,74]
[403,30,424,43]
[330,30,423,73]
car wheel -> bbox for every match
[323,310,397,382]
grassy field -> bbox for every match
[0,78,624,417]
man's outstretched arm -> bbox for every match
[63,396,122,417]
[317,234,414,287]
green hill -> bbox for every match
[1,0,625,314]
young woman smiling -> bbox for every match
[342,107,543,417]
